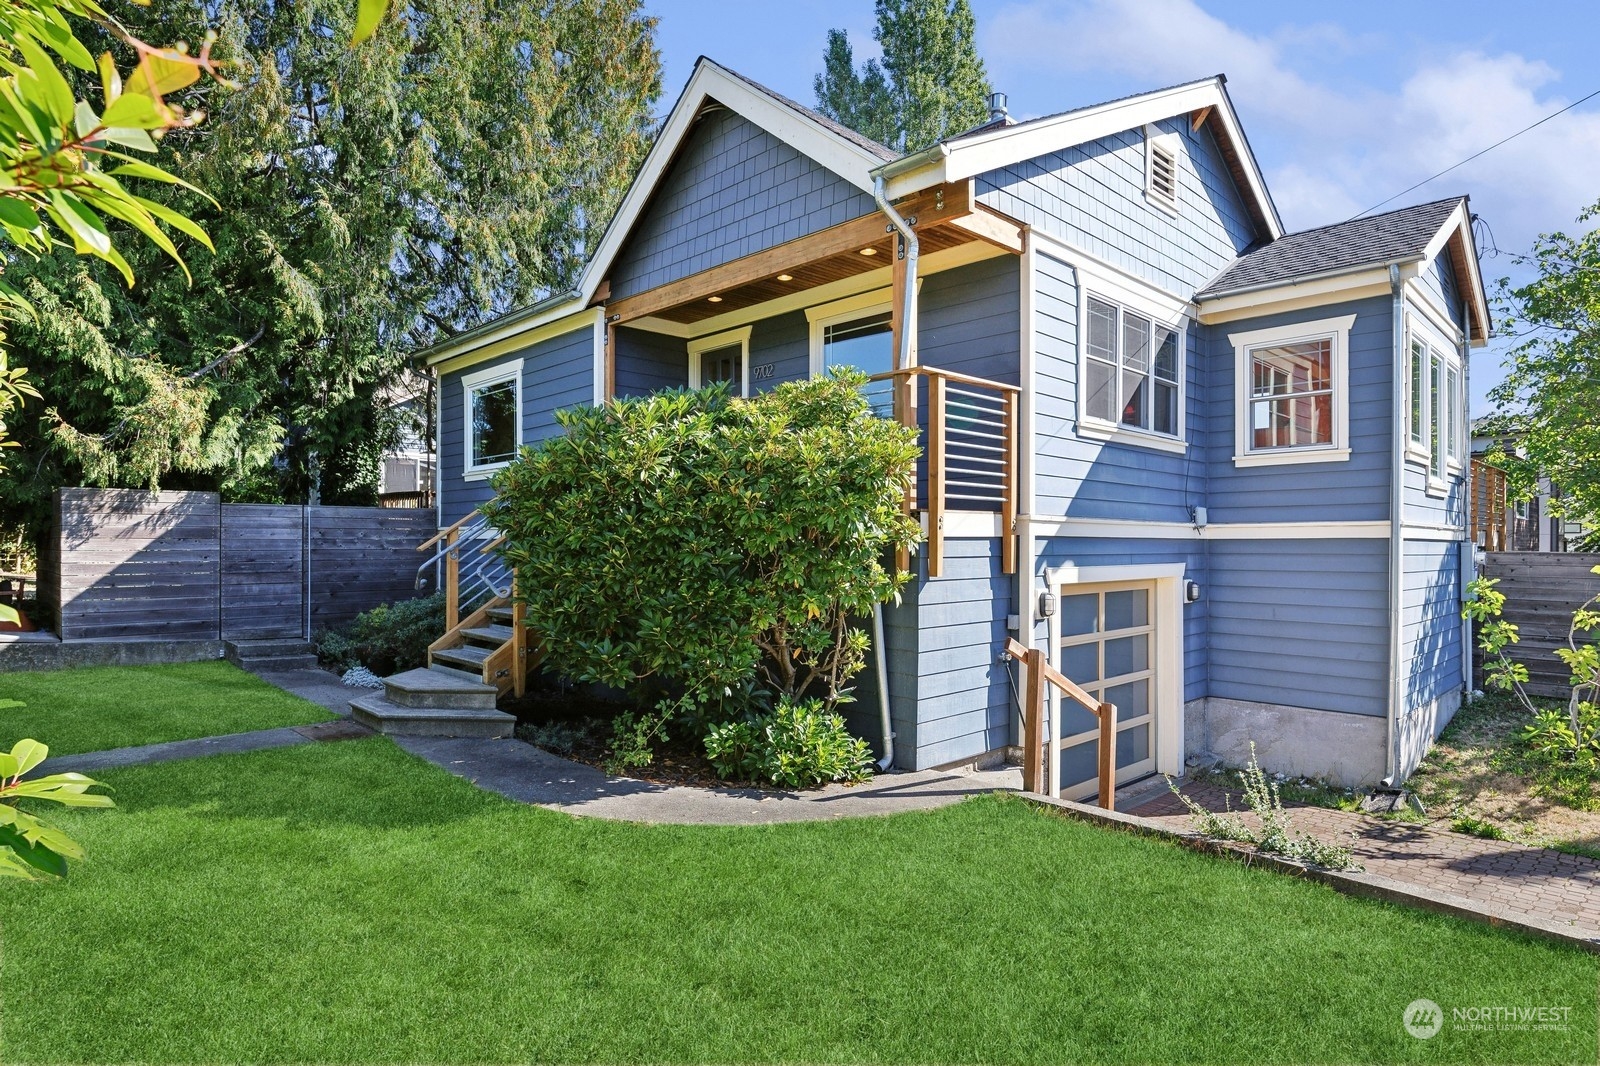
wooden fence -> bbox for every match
[1481,551,1600,698]
[44,488,437,642]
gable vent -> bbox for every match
[1148,140,1178,213]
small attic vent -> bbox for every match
[1147,135,1179,215]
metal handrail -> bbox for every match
[416,511,512,630]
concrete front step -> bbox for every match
[383,667,499,710]
[225,639,318,671]
[348,693,516,738]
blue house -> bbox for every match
[415,59,1488,795]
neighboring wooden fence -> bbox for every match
[44,488,437,642]
[1481,552,1600,698]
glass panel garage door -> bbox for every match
[1056,581,1158,800]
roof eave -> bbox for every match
[421,291,584,367]
[1196,259,1421,303]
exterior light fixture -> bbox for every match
[776,273,793,282]
[1185,581,1202,604]
[707,295,723,303]
[858,246,877,256]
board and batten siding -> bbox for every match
[1032,251,1199,522]
[438,328,593,523]
[1199,295,1395,525]
[978,115,1257,298]
[1207,538,1390,716]
[608,107,876,302]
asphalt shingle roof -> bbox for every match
[1196,197,1464,298]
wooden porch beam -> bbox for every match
[601,184,973,325]
[943,205,1025,254]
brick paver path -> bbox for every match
[1132,783,1600,936]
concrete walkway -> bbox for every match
[395,735,1023,825]
[1133,781,1600,939]
[42,719,372,775]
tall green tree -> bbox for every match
[1489,200,1600,533]
[2,0,661,537]
[812,0,992,152]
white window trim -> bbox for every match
[806,288,900,377]
[1076,287,1188,454]
[461,358,522,481]
[687,325,753,397]
[1070,253,1192,455]
[1229,315,1355,468]
[1144,125,1181,218]
[1404,309,1465,492]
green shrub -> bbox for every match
[1514,704,1600,810]
[315,593,445,676]
[486,375,922,715]
[704,699,873,789]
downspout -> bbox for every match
[870,174,920,772]
[1459,295,1474,697]
[1385,264,1406,786]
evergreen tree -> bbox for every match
[812,0,992,152]
[1,0,661,538]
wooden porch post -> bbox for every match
[1097,702,1118,812]
[443,528,460,632]
[1001,390,1019,575]
[1022,646,1047,793]
[926,372,946,579]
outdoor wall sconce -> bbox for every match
[1185,581,1202,603]
[1038,591,1057,618]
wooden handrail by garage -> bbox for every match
[1006,638,1118,810]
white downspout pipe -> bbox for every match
[1385,264,1406,786]
[1459,295,1474,697]
[870,174,919,773]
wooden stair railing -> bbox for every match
[417,513,535,698]
[869,366,1019,579]
[1006,638,1117,810]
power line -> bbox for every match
[1350,87,1600,220]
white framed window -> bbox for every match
[1144,126,1180,216]
[808,289,897,416]
[1405,312,1465,491]
[1078,290,1187,455]
[461,359,522,480]
[688,326,753,398]
[1228,315,1355,468]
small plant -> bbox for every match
[1168,743,1361,871]
[519,719,603,757]
[0,739,113,880]
[1450,811,1508,840]
[315,593,446,677]
[704,699,874,789]
[604,707,674,775]
[1515,705,1600,810]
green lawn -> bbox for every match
[0,661,334,755]
[4,738,1594,1064]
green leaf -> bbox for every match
[108,160,213,202]
[0,197,38,231]
[132,196,214,252]
[100,91,163,130]
[13,32,75,128]
[0,823,68,878]
[46,191,110,256]
[9,738,47,776]
[353,0,388,44]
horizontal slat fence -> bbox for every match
[52,488,437,643]
[1481,552,1600,697]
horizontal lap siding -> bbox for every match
[1036,536,1207,701]
[919,257,1021,385]
[1200,296,1395,524]
[1207,539,1389,716]
[979,115,1257,296]
[439,329,594,524]
[614,328,686,397]
[912,537,1012,767]
[609,108,876,301]
[750,310,809,388]
[1401,539,1464,711]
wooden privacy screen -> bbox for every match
[46,488,436,642]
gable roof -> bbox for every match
[872,75,1283,241]
[1196,196,1490,343]
[1195,198,1462,296]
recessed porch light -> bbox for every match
[858,247,878,256]
[707,295,723,303]
[776,273,794,282]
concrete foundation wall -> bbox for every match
[1186,696,1388,787]
[0,638,224,673]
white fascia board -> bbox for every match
[880,79,1283,239]
[1421,201,1490,347]
[576,59,889,309]
[429,305,598,376]
[1196,265,1413,323]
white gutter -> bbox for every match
[869,173,922,772]
[1385,264,1405,785]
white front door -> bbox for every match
[1054,580,1160,800]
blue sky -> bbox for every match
[644,0,1600,414]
